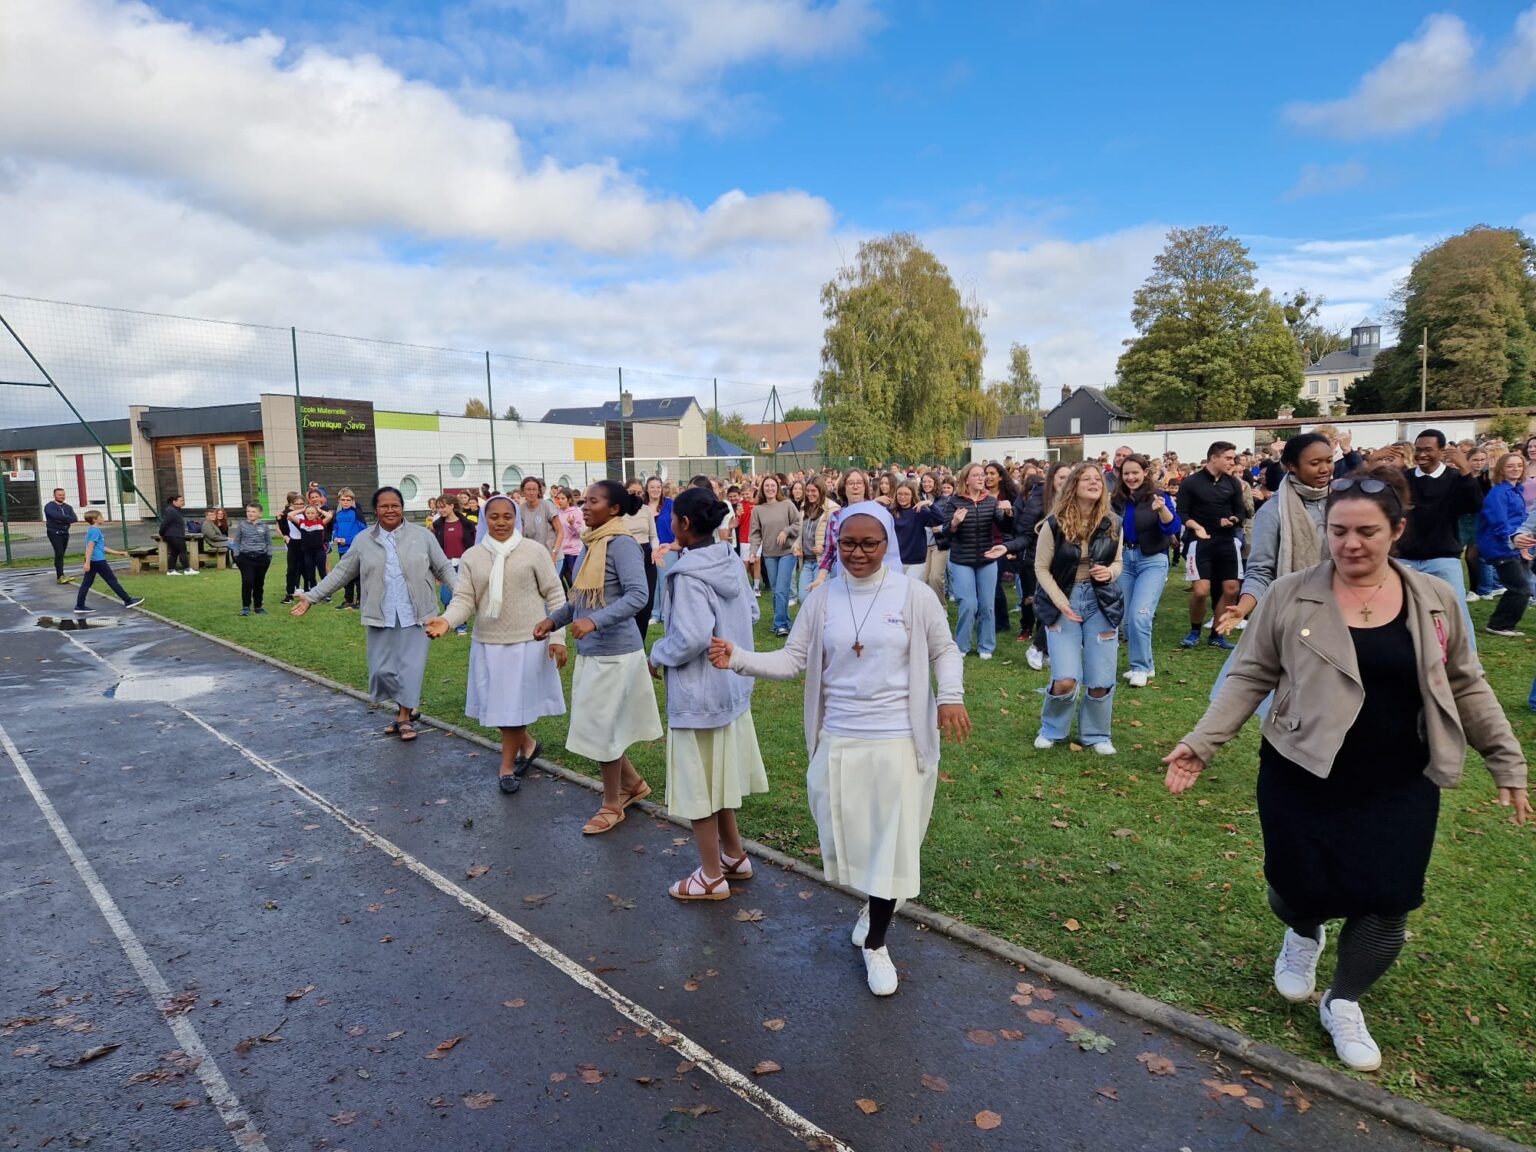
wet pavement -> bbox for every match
[0,574,1454,1151]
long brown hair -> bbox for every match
[1051,462,1114,543]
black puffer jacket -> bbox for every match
[1000,484,1046,564]
[935,493,1010,567]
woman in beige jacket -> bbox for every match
[429,496,568,793]
[1164,466,1528,1074]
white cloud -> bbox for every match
[1285,6,1536,137]
[1283,161,1367,200]
[0,0,836,255]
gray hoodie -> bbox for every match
[649,541,758,728]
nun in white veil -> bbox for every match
[710,501,970,997]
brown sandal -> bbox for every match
[719,847,753,880]
[618,779,652,810]
[582,805,626,835]
[669,867,730,902]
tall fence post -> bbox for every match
[116,466,128,553]
[485,351,498,491]
[617,367,625,483]
[0,471,10,566]
[290,327,308,491]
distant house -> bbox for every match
[778,422,825,455]
[1302,320,1390,411]
[1042,386,1132,438]
[707,432,751,458]
[541,395,707,468]
[743,419,818,453]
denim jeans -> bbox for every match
[1040,581,1118,746]
[652,547,670,623]
[75,560,132,609]
[1117,547,1169,675]
[763,553,796,632]
[1473,555,1500,597]
[948,560,998,655]
[1397,556,1476,654]
[798,557,820,603]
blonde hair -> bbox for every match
[1051,462,1113,543]
[1494,452,1526,481]
[83,509,103,523]
[954,462,986,491]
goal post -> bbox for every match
[621,455,756,484]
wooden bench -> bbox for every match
[128,547,159,575]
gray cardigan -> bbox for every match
[304,522,455,628]
[546,534,648,656]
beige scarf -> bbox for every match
[572,517,628,608]
[1276,473,1329,577]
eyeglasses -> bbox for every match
[837,539,885,555]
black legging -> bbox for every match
[49,529,70,579]
[300,542,325,591]
[559,553,579,590]
[634,543,655,637]
[1267,886,1407,1004]
[164,535,189,573]
[284,541,303,597]
[1016,565,1037,638]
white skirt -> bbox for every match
[807,732,936,901]
[465,639,566,729]
[565,650,663,762]
[665,711,769,821]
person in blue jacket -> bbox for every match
[330,487,368,610]
[73,510,143,613]
[44,488,78,584]
[1477,452,1532,637]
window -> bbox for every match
[501,465,523,489]
[558,474,572,488]
[449,454,467,479]
[1328,378,1340,394]
[400,475,419,502]
[1069,417,1081,434]
[1308,380,1319,396]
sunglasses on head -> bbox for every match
[1329,476,1401,506]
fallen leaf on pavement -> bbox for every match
[12,1045,40,1057]
[606,894,636,910]
[1243,1096,1265,1110]
[998,1029,1024,1041]
[762,1019,786,1031]
[1096,1087,1118,1101]
[424,1036,463,1060]
[965,1029,996,1046]
[465,864,490,879]
[549,1071,567,1083]
[169,1099,198,1110]
[1202,1078,1247,1099]
[921,1074,949,1093]
[752,1060,782,1076]
[463,1091,497,1110]
[330,1111,357,1125]
[1240,1070,1274,1091]
[682,979,701,993]
[734,909,765,923]
[854,1098,880,1115]
[386,1030,405,1040]
[1137,1052,1176,1076]
[1071,1028,1115,1053]
[578,1067,603,1085]
[46,1042,120,1068]
[1035,988,1056,1001]
[522,893,554,906]
[502,999,525,1009]
[1026,1008,1057,1025]
[284,985,315,1002]
[1284,1086,1312,1113]
[975,1110,1002,1130]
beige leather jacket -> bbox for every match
[1181,560,1526,790]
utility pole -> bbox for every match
[1420,326,1428,413]
[617,367,625,483]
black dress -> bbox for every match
[1256,601,1439,920]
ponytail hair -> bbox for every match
[591,478,642,516]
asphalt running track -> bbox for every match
[0,573,1451,1152]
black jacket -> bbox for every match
[935,493,1010,567]
[1115,491,1174,558]
[1034,515,1125,629]
[160,503,186,540]
[1001,484,1046,564]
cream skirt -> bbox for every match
[665,712,769,821]
[465,639,566,729]
[807,732,936,901]
[564,650,663,762]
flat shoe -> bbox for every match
[498,772,522,794]
[514,739,542,777]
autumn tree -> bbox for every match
[815,233,987,462]
[1110,226,1303,423]
[975,342,1042,436]
[464,397,491,418]
[1349,226,1536,413]
[1281,289,1349,364]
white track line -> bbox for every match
[0,724,271,1152]
[2,587,857,1152]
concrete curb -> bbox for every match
[102,601,1529,1152]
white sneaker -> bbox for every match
[185,568,199,575]
[978,651,993,660]
[1486,627,1526,638]
[1488,587,1505,597]
[1091,741,1116,756]
[863,946,898,996]
[1273,926,1326,1002]
[1319,992,1381,1071]
[1126,671,1149,688]
[788,598,797,609]
[1465,592,1481,603]
[851,903,869,947]
[165,570,181,577]
[1026,646,1045,671]
[1033,735,1056,750]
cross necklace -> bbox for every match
[845,569,887,657]
[1339,574,1389,622]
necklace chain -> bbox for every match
[845,570,887,657]
[1338,574,1390,622]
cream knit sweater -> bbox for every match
[441,541,568,645]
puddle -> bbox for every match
[106,674,218,702]
[36,615,122,631]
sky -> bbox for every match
[1,0,1533,422]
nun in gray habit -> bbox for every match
[295,485,456,741]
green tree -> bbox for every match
[976,342,1043,436]
[815,232,987,462]
[782,405,823,422]
[464,397,491,418]
[502,404,521,422]
[1351,226,1536,413]
[1109,225,1304,423]
[706,408,751,448]
[1281,289,1349,364]
[1291,397,1322,418]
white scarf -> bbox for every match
[479,528,523,620]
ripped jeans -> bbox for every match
[1118,547,1169,675]
[1040,580,1119,747]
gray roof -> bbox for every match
[1045,385,1130,419]
[0,417,131,453]
[541,396,700,425]
[138,403,263,439]
[1308,348,1378,374]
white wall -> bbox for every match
[35,445,139,519]
[1081,429,1260,462]
[969,437,1050,462]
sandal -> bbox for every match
[719,846,753,880]
[669,867,730,902]
[383,718,405,736]
[396,721,418,742]
[618,779,652,810]
[513,739,542,778]
[582,805,626,835]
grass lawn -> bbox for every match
[122,561,1534,1137]
[2,552,84,569]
